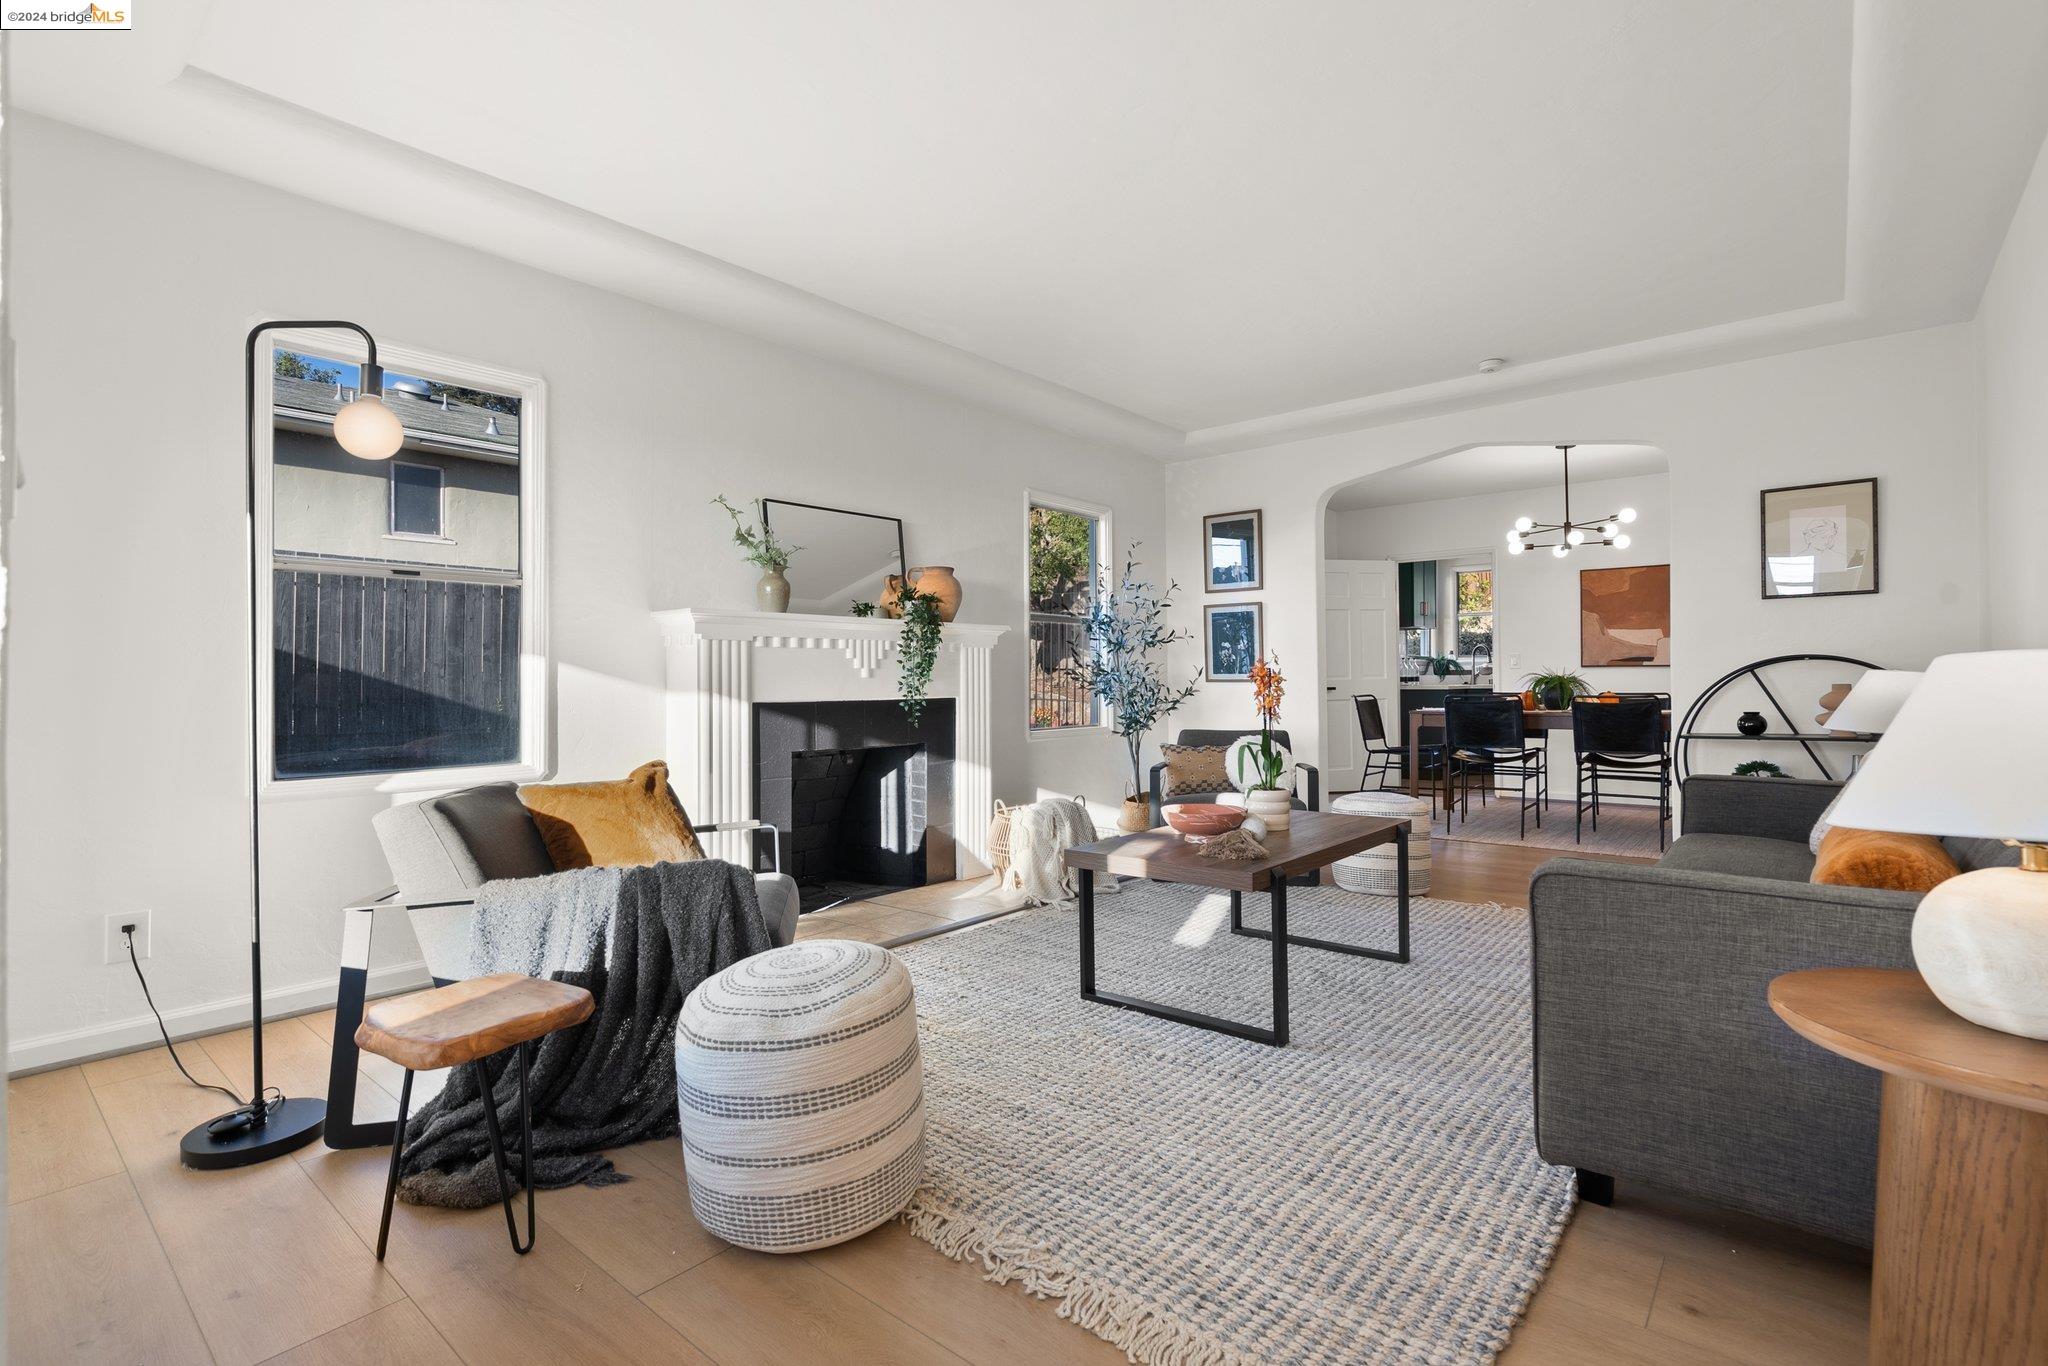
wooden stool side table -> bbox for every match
[355,972,595,1261]
[1770,967,2048,1366]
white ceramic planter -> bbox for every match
[1243,786,1292,831]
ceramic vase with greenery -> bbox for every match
[1523,668,1591,710]
[1075,547,1202,830]
[713,495,799,612]
[895,586,944,722]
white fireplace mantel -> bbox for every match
[654,608,1008,872]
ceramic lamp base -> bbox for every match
[1912,867,2048,1040]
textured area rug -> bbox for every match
[896,882,1573,1365]
[1435,791,1667,856]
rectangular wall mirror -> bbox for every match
[761,499,907,615]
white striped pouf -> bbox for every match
[674,940,925,1252]
[1331,791,1432,895]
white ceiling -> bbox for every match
[1325,444,1666,512]
[13,1,2048,457]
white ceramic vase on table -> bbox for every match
[1243,786,1292,831]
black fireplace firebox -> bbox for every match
[752,699,956,913]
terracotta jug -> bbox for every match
[907,566,964,623]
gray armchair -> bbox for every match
[1147,728,1321,826]
[1529,774,2018,1246]
[322,782,798,1150]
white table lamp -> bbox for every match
[1829,650,2048,1038]
[1822,669,1923,734]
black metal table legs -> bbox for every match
[1229,827,1412,965]
[1079,868,1290,1045]
[376,1040,537,1261]
[1076,828,1413,1048]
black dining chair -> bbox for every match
[1443,692,1547,837]
[1570,694,1672,849]
[1353,694,1440,807]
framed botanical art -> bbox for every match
[1205,602,1263,680]
[1580,564,1671,666]
[1760,478,1878,599]
[1203,509,1263,592]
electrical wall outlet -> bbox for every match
[106,910,151,964]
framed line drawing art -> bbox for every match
[1203,510,1263,592]
[1760,478,1877,599]
[1580,564,1671,666]
[1205,602,1263,680]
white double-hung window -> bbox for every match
[261,330,549,793]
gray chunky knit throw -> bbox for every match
[397,859,775,1208]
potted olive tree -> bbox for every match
[1077,548,1203,832]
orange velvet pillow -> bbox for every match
[518,760,706,871]
[1811,826,1959,894]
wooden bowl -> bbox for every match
[1161,803,1247,840]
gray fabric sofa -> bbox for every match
[371,782,800,981]
[1530,774,2018,1247]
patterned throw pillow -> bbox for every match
[1160,744,1231,798]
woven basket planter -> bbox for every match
[674,940,924,1252]
[1331,791,1432,895]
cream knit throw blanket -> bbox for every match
[1003,797,1117,905]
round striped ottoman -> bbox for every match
[1331,791,1432,895]
[674,940,925,1253]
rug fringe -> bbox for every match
[902,1195,1247,1366]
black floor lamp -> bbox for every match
[180,320,405,1170]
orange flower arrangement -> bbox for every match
[1249,655,1284,722]
[1239,654,1290,790]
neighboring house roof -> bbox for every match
[273,373,521,459]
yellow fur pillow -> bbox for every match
[1811,826,1959,895]
[518,760,705,871]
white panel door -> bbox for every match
[1322,559,1399,793]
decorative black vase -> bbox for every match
[1736,711,1768,737]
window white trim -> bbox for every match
[255,324,552,799]
[387,459,447,540]
[1024,488,1113,739]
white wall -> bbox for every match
[1167,325,1987,778]
[1325,472,1673,692]
[1978,126,2048,650]
[4,115,1165,1069]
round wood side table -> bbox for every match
[1770,967,2048,1365]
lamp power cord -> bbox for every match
[122,925,286,1132]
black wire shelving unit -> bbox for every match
[1674,652,1881,782]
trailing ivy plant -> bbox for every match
[896,586,944,721]
[850,600,877,618]
[1075,546,1203,798]
[711,494,798,573]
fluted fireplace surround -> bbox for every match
[655,608,1007,878]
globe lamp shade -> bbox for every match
[334,394,404,460]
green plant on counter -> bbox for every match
[896,587,944,721]
[1733,759,1789,778]
[1429,655,1466,680]
[1522,668,1591,709]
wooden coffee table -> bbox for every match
[1770,968,2048,1364]
[1061,810,1412,1047]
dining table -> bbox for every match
[1404,704,1670,802]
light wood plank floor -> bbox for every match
[7,840,1869,1365]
